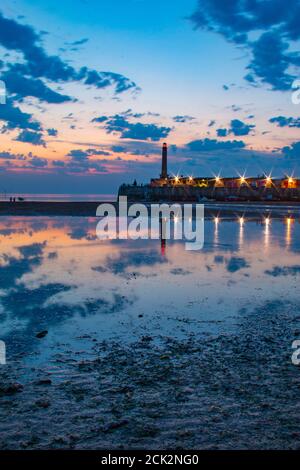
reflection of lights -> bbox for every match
[239,216,244,247]
[264,217,270,249]
[174,216,178,223]
[189,176,193,182]
[214,216,219,245]
[286,216,293,246]
[174,176,179,183]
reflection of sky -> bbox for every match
[0,215,300,368]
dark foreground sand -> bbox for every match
[0,200,300,217]
[1,299,300,449]
[0,201,102,216]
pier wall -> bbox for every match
[118,184,300,202]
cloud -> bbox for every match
[281,141,300,159]
[64,147,111,174]
[0,11,138,101]
[68,38,89,47]
[216,119,255,137]
[28,156,48,167]
[67,149,88,160]
[92,111,171,141]
[190,0,300,91]
[65,160,108,174]
[67,148,110,160]
[47,128,58,136]
[52,160,65,167]
[1,69,73,103]
[172,115,195,123]
[16,130,45,146]
[108,140,162,156]
[245,31,298,91]
[80,69,138,94]
[216,128,227,137]
[119,122,171,141]
[186,137,246,152]
[0,13,76,82]
[92,116,108,123]
[110,145,127,153]
[191,0,300,42]
[0,151,27,160]
[0,150,50,169]
[229,119,255,136]
[269,116,300,128]
[230,105,242,112]
[0,98,41,131]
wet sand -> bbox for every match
[1,299,300,449]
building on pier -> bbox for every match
[118,143,300,201]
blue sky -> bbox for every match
[1,0,300,194]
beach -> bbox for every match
[0,214,300,449]
[0,201,300,218]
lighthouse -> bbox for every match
[160,142,168,179]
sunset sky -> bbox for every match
[1,0,300,195]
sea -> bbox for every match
[0,193,116,202]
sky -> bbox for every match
[0,0,300,195]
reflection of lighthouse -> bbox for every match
[160,142,168,179]
[160,217,167,256]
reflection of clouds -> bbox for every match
[105,249,168,275]
[212,254,250,273]
[1,279,133,354]
[170,268,191,276]
[0,228,26,236]
[1,215,300,363]
[226,257,250,273]
[68,226,97,241]
[26,220,50,232]
[18,242,46,257]
[91,265,108,273]
[0,221,135,354]
[0,242,48,289]
[0,254,43,289]
[265,265,300,277]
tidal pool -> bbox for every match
[0,215,300,449]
